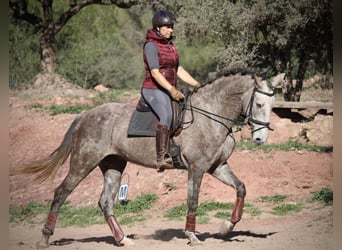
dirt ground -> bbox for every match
[8,87,333,249]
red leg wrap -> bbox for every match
[231,197,244,224]
[107,216,124,243]
[185,215,196,232]
[44,212,58,235]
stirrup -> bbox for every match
[157,154,173,172]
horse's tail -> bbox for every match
[10,115,82,184]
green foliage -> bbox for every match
[9,0,333,100]
[310,188,333,205]
[115,193,158,216]
[9,18,40,89]
[243,203,262,217]
[27,103,44,111]
[196,201,234,216]
[57,203,104,227]
[56,5,149,89]
[236,140,332,152]
[272,203,303,216]
[9,201,49,223]
[47,104,93,115]
[214,211,231,220]
[260,194,287,203]
[9,194,157,227]
[164,203,187,220]
[26,89,140,115]
[164,201,234,220]
[165,200,261,221]
[177,0,333,81]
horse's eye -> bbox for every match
[256,103,264,108]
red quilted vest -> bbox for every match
[142,29,179,89]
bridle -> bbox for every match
[178,83,275,134]
[244,86,275,133]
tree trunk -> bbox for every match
[31,0,62,87]
[282,47,303,102]
[39,31,57,75]
[32,27,61,87]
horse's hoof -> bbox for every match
[119,236,135,246]
[188,241,203,246]
[219,220,235,235]
[185,230,202,246]
[36,241,49,249]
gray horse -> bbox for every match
[12,72,285,248]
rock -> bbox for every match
[268,115,303,143]
[302,114,333,146]
[94,84,109,93]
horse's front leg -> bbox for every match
[185,169,204,246]
[98,159,134,247]
[209,163,246,235]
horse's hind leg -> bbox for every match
[185,169,205,246]
[98,155,134,246]
[209,163,246,235]
[37,160,96,249]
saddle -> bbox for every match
[127,89,191,168]
[127,89,190,138]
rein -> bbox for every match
[178,91,242,135]
[177,85,275,134]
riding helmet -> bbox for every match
[152,10,176,29]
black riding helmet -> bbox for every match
[152,10,176,29]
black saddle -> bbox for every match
[127,88,190,138]
[127,89,191,169]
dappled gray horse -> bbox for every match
[13,72,284,248]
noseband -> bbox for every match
[245,87,275,132]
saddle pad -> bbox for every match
[127,110,156,137]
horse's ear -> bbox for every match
[253,74,262,88]
[270,73,286,88]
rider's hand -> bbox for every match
[193,82,202,92]
[194,82,202,88]
[168,86,185,101]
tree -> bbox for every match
[9,0,152,87]
[251,0,333,101]
[173,0,333,101]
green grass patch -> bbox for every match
[259,194,287,203]
[164,201,234,220]
[57,203,104,227]
[271,203,304,216]
[26,102,44,111]
[196,201,234,216]
[9,193,158,227]
[115,193,158,216]
[214,211,231,219]
[25,89,140,115]
[164,203,187,220]
[9,201,50,224]
[92,89,139,106]
[164,201,260,222]
[310,188,333,205]
[47,104,93,115]
[244,203,262,216]
[236,140,332,152]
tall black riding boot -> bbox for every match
[156,124,173,172]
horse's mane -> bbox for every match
[203,67,257,85]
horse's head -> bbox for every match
[243,73,285,144]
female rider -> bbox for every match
[141,10,201,172]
